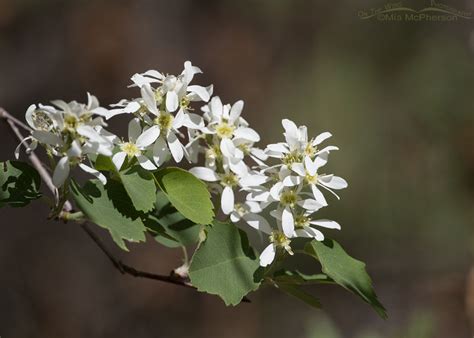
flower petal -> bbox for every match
[309,219,341,230]
[136,125,160,148]
[312,132,332,146]
[221,186,234,215]
[152,136,169,167]
[319,175,348,189]
[52,156,70,187]
[282,206,295,237]
[229,100,244,124]
[137,155,157,170]
[189,167,220,182]
[166,90,179,112]
[259,244,276,267]
[234,127,260,142]
[167,133,184,162]
[78,163,107,185]
[243,213,272,234]
[112,151,127,171]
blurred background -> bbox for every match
[1,0,474,337]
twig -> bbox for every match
[0,106,248,301]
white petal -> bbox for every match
[282,175,301,187]
[282,207,295,237]
[167,133,184,162]
[173,109,185,129]
[141,84,158,115]
[312,132,332,146]
[78,163,107,185]
[32,130,62,146]
[304,156,318,176]
[52,156,70,187]
[259,244,276,267]
[187,85,210,102]
[220,138,237,159]
[282,119,299,147]
[230,212,241,223]
[270,182,284,200]
[239,174,268,187]
[166,90,179,112]
[112,151,127,170]
[291,163,306,177]
[229,100,244,124]
[297,199,323,212]
[243,213,272,234]
[67,140,82,157]
[319,175,348,189]
[189,167,220,182]
[310,219,341,230]
[266,143,289,154]
[210,96,223,117]
[128,118,142,142]
[316,145,339,154]
[311,184,328,206]
[137,155,157,170]
[136,125,160,148]
[234,127,260,142]
[152,136,169,167]
[295,227,324,241]
[221,186,234,215]
[313,152,328,170]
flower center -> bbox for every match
[154,113,174,131]
[282,151,303,167]
[64,114,78,130]
[215,122,235,139]
[180,96,191,110]
[32,110,53,130]
[294,214,310,229]
[121,142,141,157]
[280,189,298,207]
[304,143,316,158]
[305,172,318,184]
[234,203,247,216]
[220,172,238,187]
[270,231,293,255]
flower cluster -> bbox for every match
[19,60,347,267]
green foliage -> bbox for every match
[93,154,116,172]
[275,283,321,308]
[305,239,387,319]
[70,179,146,251]
[0,160,41,207]
[189,221,260,305]
[146,191,201,248]
[273,270,333,285]
[119,166,156,212]
[155,167,214,225]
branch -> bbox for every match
[0,107,253,302]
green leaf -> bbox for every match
[305,239,387,319]
[0,160,41,207]
[275,283,321,308]
[119,166,156,212]
[273,270,333,285]
[155,167,214,225]
[70,179,147,251]
[189,221,260,305]
[93,154,116,172]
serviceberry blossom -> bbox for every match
[16,61,348,270]
[19,94,114,187]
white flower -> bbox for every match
[20,94,115,187]
[189,166,266,215]
[230,201,272,234]
[112,118,158,171]
[265,119,339,170]
[283,154,348,204]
